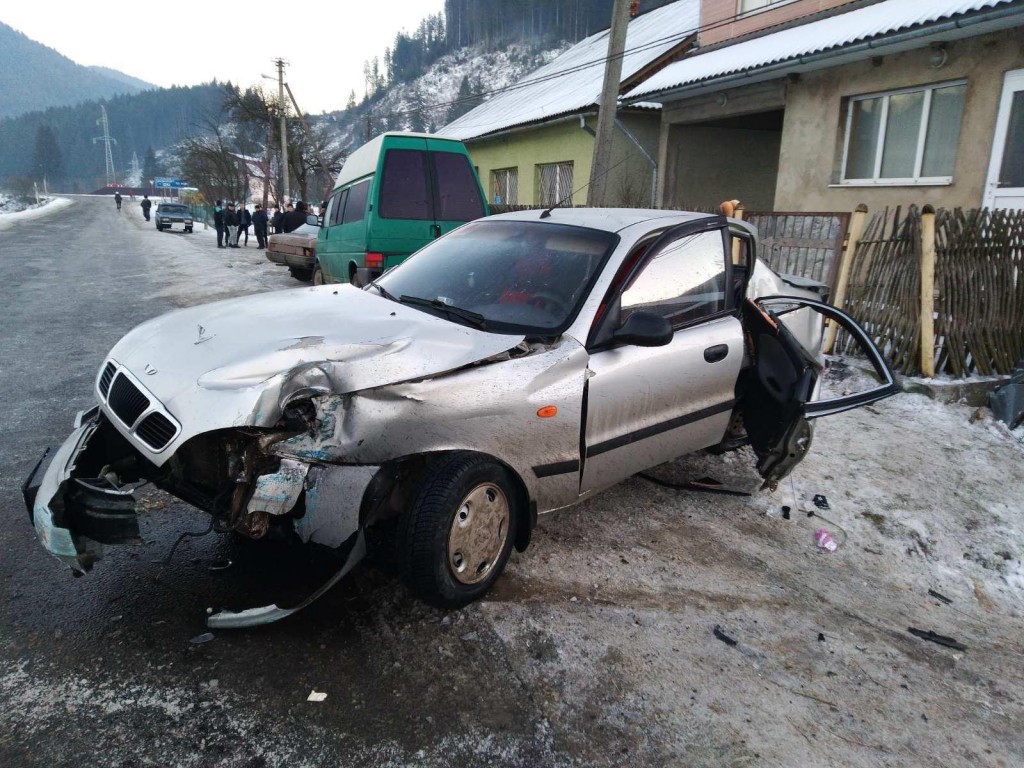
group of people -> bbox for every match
[212,200,268,248]
[212,200,311,249]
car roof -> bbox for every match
[483,207,719,234]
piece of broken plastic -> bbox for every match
[206,532,365,629]
[814,528,838,552]
[307,690,327,702]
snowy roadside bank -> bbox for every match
[0,196,75,231]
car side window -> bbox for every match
[379,150,431,220]
[620,229,727,328]
[328,189,346,227]
[343,179,370,225]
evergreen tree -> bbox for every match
[142,146,161,184]
[32,124,64,182]
[446,76,484,124]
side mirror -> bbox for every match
[307,213,320,227]
[613,311,673,347]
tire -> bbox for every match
[289,266,313,282]
[155,223,162,231]
[397,452,520,608]
[185,227,193,233]
[312,264,325,286]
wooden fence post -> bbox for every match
[920,204,937,377]
[824,203,868,353]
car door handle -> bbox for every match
[704,344,729,363]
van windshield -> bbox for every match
[374,220,617,335]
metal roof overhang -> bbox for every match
[624,3,1024,104]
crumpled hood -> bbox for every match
[105,285,523,457]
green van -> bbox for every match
[313,132,488,285]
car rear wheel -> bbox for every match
[289,266,313,282]
[398,453,519,608]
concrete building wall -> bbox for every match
[464,111,661,207]
[657,28,1024,213]
[666,124,781,210]
[775,28,1024,211]
[700,0,865,47]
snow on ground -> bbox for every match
[0,195,74,230]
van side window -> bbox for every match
[432,152,485,222]
[379,150,431,220]
[343,179,370,225]
[328,189,346,227]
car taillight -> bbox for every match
[366,252,384,269]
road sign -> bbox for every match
[154,177,189,189]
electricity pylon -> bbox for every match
[93,105,118,186]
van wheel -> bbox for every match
[398,453,519,608]
[312,264,324,285]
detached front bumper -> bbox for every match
[23,407,139,573]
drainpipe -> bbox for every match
[614,118,658,207]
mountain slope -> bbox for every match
[0,22,154,120]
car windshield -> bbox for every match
[374,220,618,335]
[159,205,188,213]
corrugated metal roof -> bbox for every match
[439,0,699,141]
[626,0,1019,100]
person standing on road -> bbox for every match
[224,202,240,248]
[271,204,284,234]
[282,201,307,233]
[251,204,269,248]
[237,203,252,246]
[114,192,122,211]
[140,196,152,221]
[213,200,226,248]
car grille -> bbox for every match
[135,412,177,451]
[98,362,116,397]
[97,360,182,452]
[108,373,150,427]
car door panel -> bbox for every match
[582,317,742,494]
[743,296,898,487]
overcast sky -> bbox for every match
[1,1,445,114]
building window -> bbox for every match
[492,167,519,205]
[739,0,797,15]
[841,81,967,185]
[538,162,574,206]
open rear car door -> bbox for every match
[741,296,899,489]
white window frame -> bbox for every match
[738,0,798,17]
[838,79,967,187]
[492,167,519,205]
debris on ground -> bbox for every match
[907,628,967,651]
[812,494,830,510]
[713,625,738,647]
[188,632,215,645]
[990,360,1024,428]
[928,589,953,604]
[307,690,328,702]
[814,528,839,552]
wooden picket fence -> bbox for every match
[744,211,849,291]
[834,206,1024,377]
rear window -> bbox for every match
[379,150,431,220]
[432,152,485,222]
[159,204,188,213]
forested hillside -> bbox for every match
[0,83,228,189]
[0,22,153,120]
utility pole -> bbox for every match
[587,0,631,207]
[92,105,118,187]
[275,57,289,204]
[284,82,335,196]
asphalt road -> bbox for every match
[0,197,557,767]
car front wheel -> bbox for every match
[398,453,519,608]
[312,264,324,285]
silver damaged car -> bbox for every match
[24,209,897,627]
